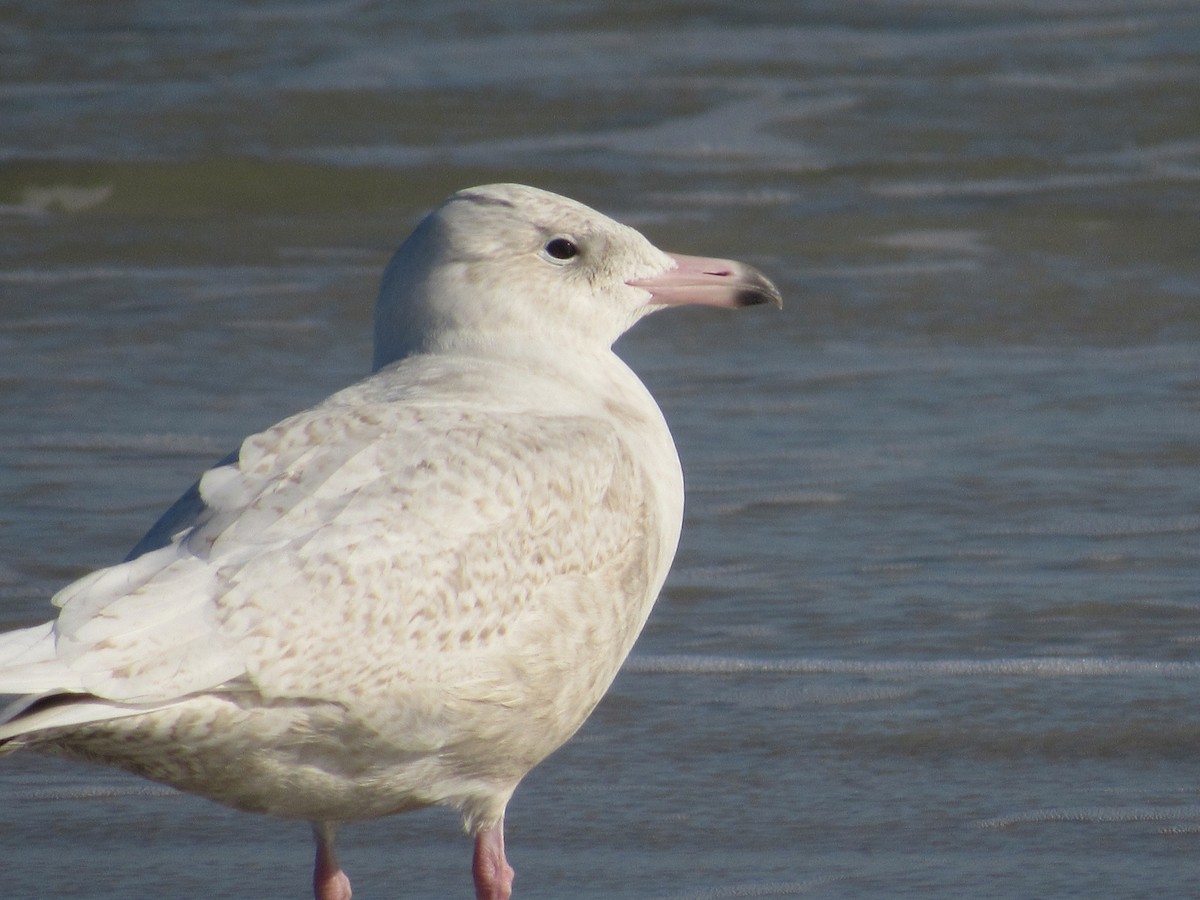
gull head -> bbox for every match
[373,183,781,370]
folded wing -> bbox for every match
[1,375,662,750]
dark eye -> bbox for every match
[544,237,579,261]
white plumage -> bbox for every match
[0,183,780,899]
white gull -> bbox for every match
[0,183,780,899]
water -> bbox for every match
[1,1,1198,897]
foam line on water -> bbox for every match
[978,805,1200,829]
[625,655,1200,678]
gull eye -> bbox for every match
[543,237,579,261]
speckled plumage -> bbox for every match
[0,183,780,899]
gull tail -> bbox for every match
[0,621,162,749]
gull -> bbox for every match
[0,183,780,899]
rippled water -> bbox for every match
[2,2,1198,897]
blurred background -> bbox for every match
[1,2,1198,897]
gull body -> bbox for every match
[0,184,780,898]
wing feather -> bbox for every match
[4,380,665,744]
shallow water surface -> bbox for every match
[2,2,1199,897]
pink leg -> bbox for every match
[312,822,353,900]
[472,819,515,900]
